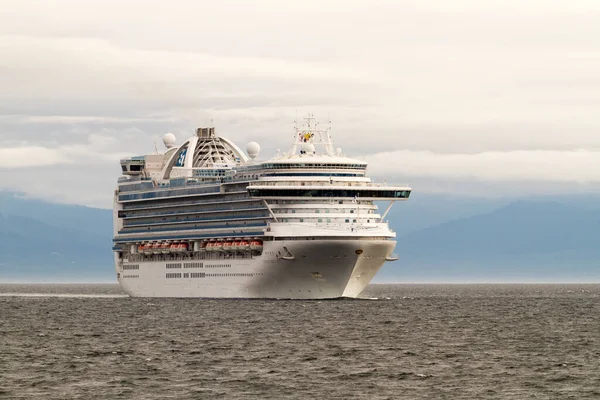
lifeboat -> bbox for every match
[205,242,215,252]
[250,240,263,251]
[214,241,224,252]
[200,241,207,250]
[152,242,162,254]
[222,241,233,252]
[137,244,146,253]
[177,243,188,252]
[143,243,153,254]
[231,240,241,251]
[169,242,179,252]
[160,242,171,254]
[239,240,250,251]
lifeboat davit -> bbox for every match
[250,240,263,251]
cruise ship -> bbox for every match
[112,116,411,298]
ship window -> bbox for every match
[121,166,127,172]
[345,219,349,223]
[350,210,354,213]
[300,218,304,222]
[353,219,357,223]
[327,219,331,223]
[318,219,322,223]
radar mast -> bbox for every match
[291,113,335,156]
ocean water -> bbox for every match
[1,284,599,399]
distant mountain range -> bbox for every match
[1,190,599,282]
[385,198,600,282]
[0,192,113,282]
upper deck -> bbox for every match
[115,115,411,204]
[113,116,411,247]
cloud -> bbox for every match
[368,149,600,184]
[2,0,600,206]
[0,147,70,168]
[0,115,176,125]
[0,134,134,168]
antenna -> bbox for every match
[294,110,298,138]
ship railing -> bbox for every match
[119,176,254,194]
[266,221,393,232]
[247,181,409,188]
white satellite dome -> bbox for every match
[301,143,315,154]
[163,133,176,148]
[246,142,260,159]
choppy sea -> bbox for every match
[1,283,599,399]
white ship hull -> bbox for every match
[116,239,395,299]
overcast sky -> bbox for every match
[2,0,600,208]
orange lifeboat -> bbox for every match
[152,242,162,254]
[169,242,179,252]
[231,240,241,251]
[138,244,145,253]
[160,242,171,254]
[177,243,188,252]
[239,240,250,251]
[214,241,224,252]
[250,240,263,251]
[142,243,153,254]
[222,241,233,252]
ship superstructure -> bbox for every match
[113,116,411,298]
